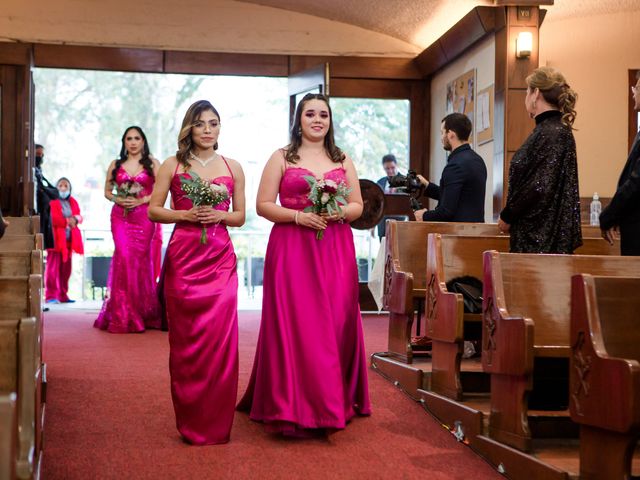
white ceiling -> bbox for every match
[240,0,640,48]
[2,0,639,57]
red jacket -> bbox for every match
[49,197,84,262]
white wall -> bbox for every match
[429,35,495,221]
[540,10,640,197]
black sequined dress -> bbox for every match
[500,110,582,253]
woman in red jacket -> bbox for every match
[45,177,84,303]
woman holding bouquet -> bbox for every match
[148,100,245,445]
[94,126,163,333]
[238,93,371,436]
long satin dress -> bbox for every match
[94,168,162,333]
[238,166,371,435]
[162,160,238,445]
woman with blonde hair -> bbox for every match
[498,66,582,253]
[148,100,246,445]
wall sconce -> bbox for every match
[516,31,533,58]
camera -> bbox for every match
[388,170,424,210]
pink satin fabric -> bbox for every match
[238,166,371,434]
[162,170,238,445]
[45,249,72,302]
[94,168,162,333]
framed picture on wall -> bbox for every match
[476,84,494,145]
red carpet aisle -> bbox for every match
[41,310,501,479]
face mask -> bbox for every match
[58,190,70,199]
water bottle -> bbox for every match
[590,192,601,226]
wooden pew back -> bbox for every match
[0,393,17,480]
[437,234,511,281]
[493,253,640,351]
[0,251,43,276]
[3,216,39,235]
[386,221,502,293]
[589,276,640,362]
[0,234,43,252]
[574,236,620,255]
[570,274,640,479]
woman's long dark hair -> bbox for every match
[176,100,221,170]
[285,93,345,164]
[111,126,153,185]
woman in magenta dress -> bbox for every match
[238,93,371,436]
[94,126,162,333]
[148,100,246,445]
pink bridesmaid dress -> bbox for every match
[94,168,161,333]
[162,158,238,445]
[238,165,371,435]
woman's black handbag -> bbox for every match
[446,276,483,314]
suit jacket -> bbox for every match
[422,144,486,222]
[600,130,640,229]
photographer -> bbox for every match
[375,154,403,238]
[414,113,486,222]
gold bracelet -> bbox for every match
[294,211,299,225]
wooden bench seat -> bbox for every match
[384,221,504,362]
[481,252,640,453]
[571,274,640,480]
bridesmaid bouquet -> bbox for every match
[115,181,143,217]
[180,171,229,244]
[303,176,351,240]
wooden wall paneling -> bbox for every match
[414,7,498,77]
[329,78,413,99]
[0,66,22,215]
[493,87,506,218]
[505,90,531,151]
[164,51,288,77]
[493,5,540,216]
[34,45,163,73]
[493,0,553,5]
[410,80,430,178]
[289,56,422,80]
[0,44,31,66]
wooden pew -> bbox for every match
[3,217,39,236]
[0,276,44,480]
[0,318,40,480]
[570,274,640,480]
[425,234,510,401]
[384,221,503,362]
[0,251,43,277]
[481,252,640,452]
[0,235,43,253]
[0,393,17,480]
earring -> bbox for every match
[297,127,302,136]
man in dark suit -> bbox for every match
[376,154,399,193]
[414,113,487,222]
[600,72,640,255]
[375,154,403,238]
[34,144,57,249]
